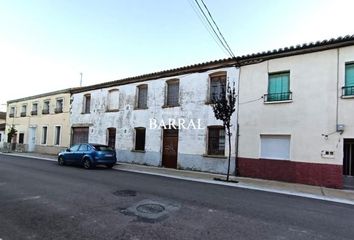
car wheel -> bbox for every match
[106,164,114,169]
[58,156,65,166]
[83,158,93,169]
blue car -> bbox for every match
[58,143,117,169]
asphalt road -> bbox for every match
[0,154,354,240]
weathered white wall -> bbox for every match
[239,46,354,165]
[71,67,239,174]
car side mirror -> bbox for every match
[66,148,71,152]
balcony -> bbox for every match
[42,109,49,115]
[264,92,292,103]
[54,108,63,113]
[31,110,38,116]
[342,86,354,97]
[20,112,26,117]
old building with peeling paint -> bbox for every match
[70,60,239,174]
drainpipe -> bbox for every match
[234,63,241,176]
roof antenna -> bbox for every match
[80,72,83,87]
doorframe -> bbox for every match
[161,126,179,168]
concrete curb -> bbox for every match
[1,152,354,206]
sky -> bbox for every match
[0,0,354,111]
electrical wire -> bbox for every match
[239,96,263,105]
[187,0,230,56]
[199,0,235,58]
[192,0,235,58]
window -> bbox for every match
[9,107,15,118]
[0,133,2,142]
[42,100,50,114]
[31,103,38,115]
[55,99,63,113]
[78,144,89,152]
[54,126,61,145]
[19,133,24,144]
[21,105,27,117]
[69,144,80,152]
[207,126,225,155]
[83,94,91,113]
[137,85,148,109]
[42,126,48,144]
[166,80,179,107]
[260,135,290,160]
[135,128,146,151]
[210,73,226,102]
[343,63,354,96]
[107,89,119,111]
[266,72,291,102]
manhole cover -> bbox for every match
[136,203,165,214]
[113,190,137,197]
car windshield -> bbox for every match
[92,145,113,151]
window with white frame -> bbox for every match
[21,105,27,117]
[32,103,38,115]
[260,135,290,160]
[9,107,15,117]
[54,126,61,145]
[55,99,63,113]
[107,89,119,111]
[43,100,50,114]
[42,126,48,144]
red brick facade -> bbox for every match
[238,157,343,188]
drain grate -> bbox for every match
[113,190,137,197]
[136,203,165,214]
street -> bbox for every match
[0,154,353,240]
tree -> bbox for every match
[7,125,17,143]
[211,81,237,181]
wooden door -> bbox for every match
[72,127,89,145]
[162,128,178,168]
[107,128,116,149]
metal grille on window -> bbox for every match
[208,127,225,155]
[210,75,226,102]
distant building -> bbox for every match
[0,112,6,148]
[6,89,72,154]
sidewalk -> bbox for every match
[2,151,354,205]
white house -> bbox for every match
[70,60,239,174]
[237,35,354,188]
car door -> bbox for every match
[76,144,89,163]
[65,144,80,163]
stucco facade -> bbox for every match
[238,45,354,188]
[70,66,239,174]
[5,90,72,154]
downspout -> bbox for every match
[336,48,339,128]
[234,63,241,176]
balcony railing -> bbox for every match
[342,86,354,97]
[20,112,26,117]
[31,110,38,116]
[54,108,63,113]
[264,92,292,102]
[42,109,49,114]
